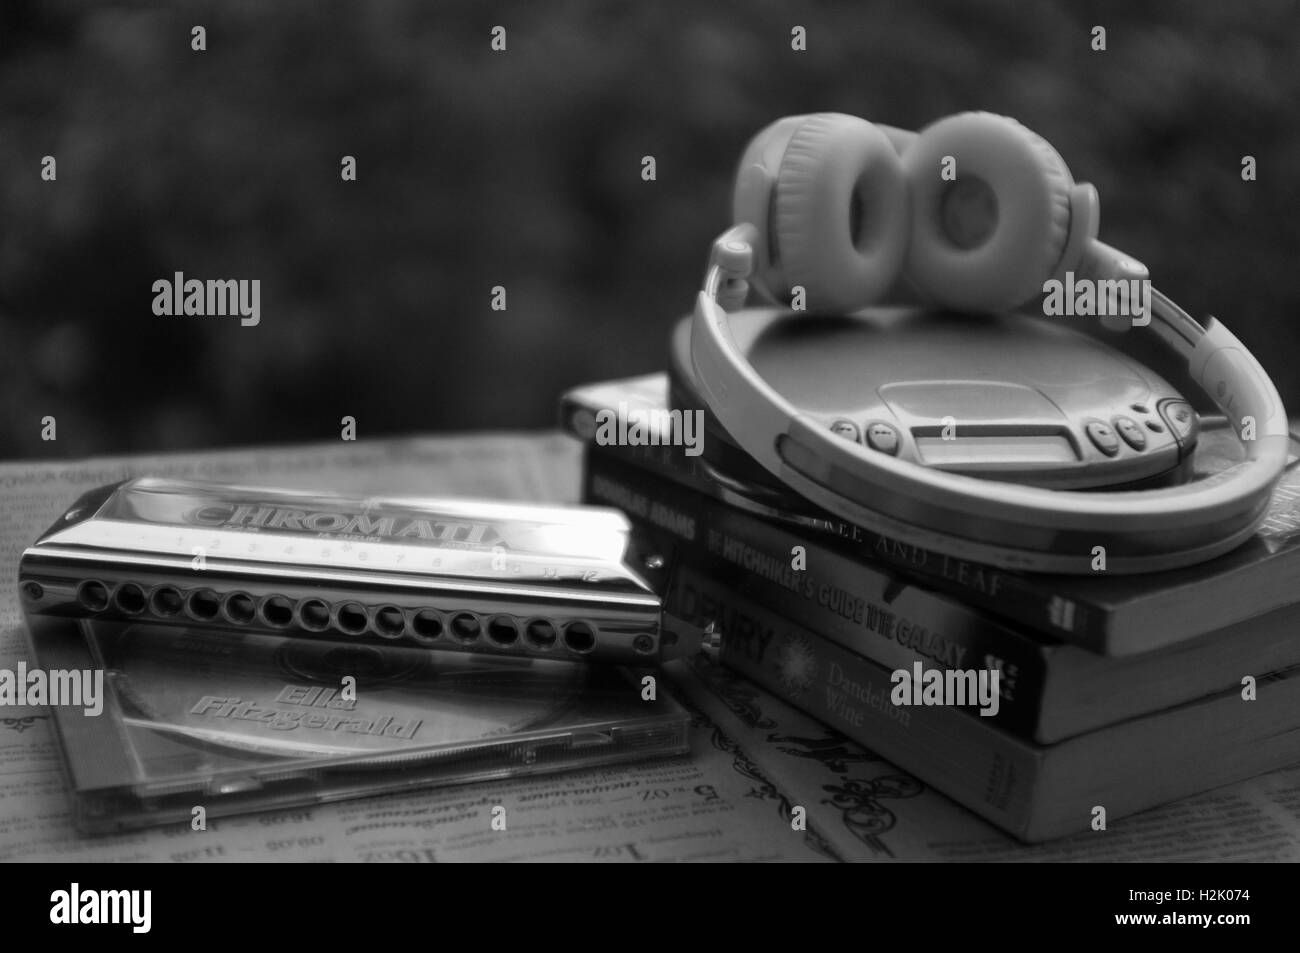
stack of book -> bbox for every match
[561,373,1300,842]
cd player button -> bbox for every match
[1159,400,1197,442]
[829,419,861,443]
[1113,416,1146,451]
[865,422,900,455]
[1085,420,1120,456]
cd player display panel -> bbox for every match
[738,308,1192,489]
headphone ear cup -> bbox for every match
[771,113,909,312]
[901,112,1072,312]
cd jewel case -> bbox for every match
[26,613,690,834]
[19,477,704,665]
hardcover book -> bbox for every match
[562,373,1300,656]
[585,450,1300,743]
[662,562,1300,842]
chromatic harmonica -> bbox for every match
[19,477,706,665]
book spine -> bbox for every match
[664,561,1042,841]
[560,395,1112,650]
[584,452,1054,739]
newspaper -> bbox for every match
[1,432,1297,861]
[681,654,1300,861]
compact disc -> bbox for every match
[97,622,587,759]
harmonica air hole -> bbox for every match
[188,588,221,620]
[411,609,443,641]
[224,592,256,624]
[260,595,294,627]
[563,622,596,654]
[374,606,406,639]
[299,599,331,631]
[336,603,369,635]
[149,586,184,617]
[524,619,557,650]
[487,616,519,646]
[78,580,110,612]
[113,583,146,615]
[450,612,481,643]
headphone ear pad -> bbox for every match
[901,112,1072,312]
[772,114,909,312]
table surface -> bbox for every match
[1,430,1298,862]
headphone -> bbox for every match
[689,111,1289,573]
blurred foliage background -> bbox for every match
[1,0,1297,458]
